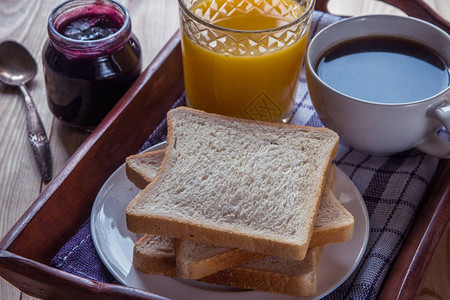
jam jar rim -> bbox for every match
[48,0,132,58]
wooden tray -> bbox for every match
[0,3,449,299]
[317,0,450,33]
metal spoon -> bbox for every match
[0,40,52,181]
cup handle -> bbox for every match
[415,101,450,159]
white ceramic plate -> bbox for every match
[91,142,369,300]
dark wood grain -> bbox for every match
[379,160,450,300]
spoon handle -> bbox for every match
[19,85,52,182]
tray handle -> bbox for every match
[0,250,167,300]
[315,0,450,33]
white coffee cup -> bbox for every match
[305,15,450,158]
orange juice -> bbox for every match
[180,0,312,122]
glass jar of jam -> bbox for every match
[43,0,141,131]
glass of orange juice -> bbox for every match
[178,0,315,123]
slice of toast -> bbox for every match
[201,247,321,297]
[176,186,353,279]
[126,151,353,278]
[133,234,320,297]
[126,107,339,260]
[175,239,267,279]
[126,149,165,190]
[126,150,354,249]
[133,235,177,277]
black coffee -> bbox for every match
[316,36,449,103]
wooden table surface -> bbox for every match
[0,1,448,299]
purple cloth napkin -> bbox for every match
[50,11,448,300]
[50,218,118,284]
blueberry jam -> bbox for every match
[43,0,141,131]
[60,14,122,41]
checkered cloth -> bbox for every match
[50,11,448,299]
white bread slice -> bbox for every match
[175,186,353,279]
[133,235,177,277]
[126,149,165,190]
[133,234,320,297]
[126,152,353,278]
[310,187,354,248]
[126,107,339,260]
[125,152,354,249]
[175,239,267,279]
[201,247,321,297]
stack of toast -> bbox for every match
[125,107,353,297]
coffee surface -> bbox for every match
[316,36,449,103]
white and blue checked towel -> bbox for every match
[51,11,448,299]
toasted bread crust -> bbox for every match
[176,242,267,279]
[200,248,321,297]
[127,211,309,260]
[132,235,177,277]
[133,235,320,297]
